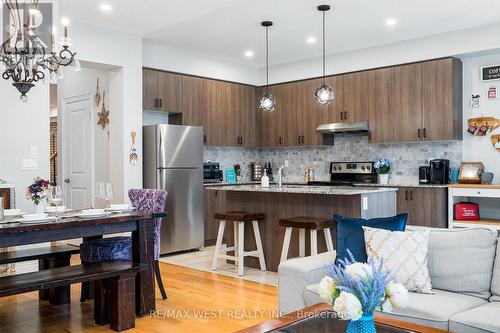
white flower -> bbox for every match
[333,292,363,321]
[381,298,394,313]
[345,262,372,281]
[385,282,409,308]
[318,276,338,304]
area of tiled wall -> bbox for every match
[204,136,463,183]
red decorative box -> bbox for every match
[454,202,480,221]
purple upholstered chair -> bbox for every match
[79,189,168,301]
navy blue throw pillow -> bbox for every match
[334,214,408,264]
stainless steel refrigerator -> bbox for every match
[143,124,204,254]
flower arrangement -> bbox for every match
[25,177,51,205]
[234,164,241,177]
[373,159,391,175]
[319,252,408,332]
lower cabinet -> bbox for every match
[396,187,448,228]
[204,189,226,246]
[0,188,10,209]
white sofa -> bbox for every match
[278,227,500,333]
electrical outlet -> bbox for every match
[284,160,289,168]
[362,197,368,210]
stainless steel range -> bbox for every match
[308,162,377,186]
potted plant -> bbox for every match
[319,252,408,333]
[374,159,391,185]
[26,177,51,213]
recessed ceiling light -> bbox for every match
[100,3,113,12]
[244,50,254,58]
[306,37,317,45]
[386,18,397,26]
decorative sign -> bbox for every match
[471,94,481,108]
[481,64,500,82]
[488,86,497,99]
[492,134,500,152]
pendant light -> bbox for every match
[315,5,334,105]
[259,21,276,113]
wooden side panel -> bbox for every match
[368,67,396,143]
[394,63,422,142]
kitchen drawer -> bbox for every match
[450,187,500,198]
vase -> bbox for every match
[33,202,45,213]
[346,314,376,333]
[378,174,389,185]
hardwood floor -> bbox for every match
[0,261,278,333]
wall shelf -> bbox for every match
[449,185,500,230]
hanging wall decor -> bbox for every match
[467,117,499,136]
[488,86,497,99]
[97,91,109,129]
[471,94,481,108]
[492,134,500,152]
[95,77,102,106]
[129,131,138,165]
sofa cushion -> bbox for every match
[427,228,497,299]
[450,302,500,333]
[489,238,500,302]
[363,227,432,293]
[304,284,487,331]
[334,214,407,263]
[376,289,488,331]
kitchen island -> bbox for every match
[204,184,398,272]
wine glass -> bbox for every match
[104,183,113,208]
[95,182,105,208]
[50,186,63,221]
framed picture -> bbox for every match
[458,162,484,184]
[481,64,500,82]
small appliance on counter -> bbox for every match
[429,159,450,184]
[203,162,223,184]
[454,202,480,221]
[308,162,377,186]
[419,166,430,184]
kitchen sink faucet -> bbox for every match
[277,160,289,189]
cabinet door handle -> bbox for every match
[154,98,158,108]
[405,190,409,201]
[417,129,421,139]
[410,191,414,201]
[344,111,348,120]
[423,128,427,138]
[203,134,207,144]
[301,136,305,144]
[279,137,282,145]
[159,99,163,108]
[340,111,343,121]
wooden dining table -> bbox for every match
[0,211,159,316]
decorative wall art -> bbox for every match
[129,131,138,165]
[95,77,102,106]
[471,94,481,108]
[492,134,500,152]
[97,91,109,129]
[467,117,499,136]
[488,86,497,99]
[481,64,500,82]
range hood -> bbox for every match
[316,121,369,134]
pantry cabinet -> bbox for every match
[396,187,448,228]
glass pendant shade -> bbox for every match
[73,58,81,72]
[315,83,334,105]
[259,92,276,112]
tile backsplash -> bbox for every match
[204,136,463,183]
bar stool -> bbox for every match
[279,216,334,263]
[212,211,266,276]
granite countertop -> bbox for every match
[205,184,398,195]
[353,182,449,188]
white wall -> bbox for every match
[263,22,500,84]
[0,82,50,211]
[143,40,259,85]
[462,53,500,184]
[58,67,111,193]
[69,21,143,202]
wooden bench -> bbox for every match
[0,245,80,305]
[0,262,145,332]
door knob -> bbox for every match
[64,178,70,183]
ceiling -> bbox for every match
[59,0,500,68]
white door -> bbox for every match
[62,95,94,210]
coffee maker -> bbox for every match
[429,159,450,184]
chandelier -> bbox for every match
[0,0,80,102]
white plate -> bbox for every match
[45,206,70,213]
[19,217,55,224]
[22,213,49,221]
[76,213,109,219]
[4,209,25,217]
[81,209,106,215]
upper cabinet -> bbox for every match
[142,68,182,112]
[144,57,463,148]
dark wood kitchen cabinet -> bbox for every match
[394,63,422,142]
[368,67,396,143]
[226,83,256,147]
[343,71,369,123]
[181,75,207,127]
[204,189,226,246]
[257,85,285,147]
[397,187,448,228]
[142,68,182,112]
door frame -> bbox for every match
[59,94,95,208]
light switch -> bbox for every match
[22,159,38,171]
[30,147,38,159]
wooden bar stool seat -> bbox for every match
[279,216,334,263]
[212,211,266,277]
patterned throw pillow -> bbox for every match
[363,226,433,294]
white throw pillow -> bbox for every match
[363,226,433,294]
